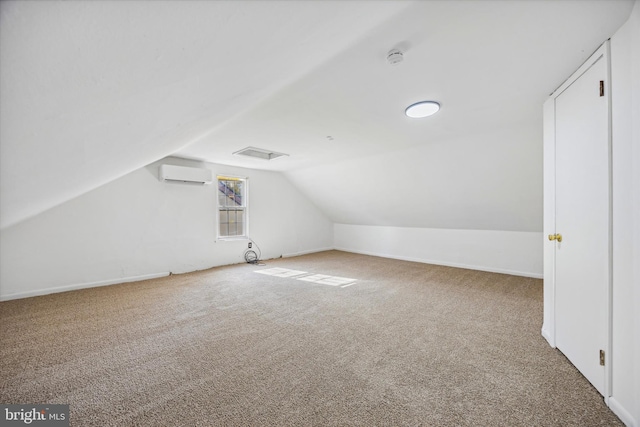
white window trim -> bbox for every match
[217,175,249,240]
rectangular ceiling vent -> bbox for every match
[233,146,288,161]
[159,164,213,184]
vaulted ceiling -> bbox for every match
[0,0,634,230]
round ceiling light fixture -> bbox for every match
[405,101,440,118]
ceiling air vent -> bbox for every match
[233,147,288,161]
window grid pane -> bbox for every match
[235,210,244,236]
[218,179,245,208]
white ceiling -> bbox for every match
[0,0,411,229]
[178,0,634,172]
[0,0,635,230]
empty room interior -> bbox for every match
[1,1,639,426]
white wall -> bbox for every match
[335,224,542,278]
[0,157,333,300]
[634,2,640,424]
[610,1,640,425]
[287,113,544,279]
[287,123,542,232]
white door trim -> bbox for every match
[542,40,612,402]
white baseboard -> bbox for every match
[334,246,543,279]
[541,327,555,348]
[609,397,637,427]
[281,247,334,259]
[0,272,170,301]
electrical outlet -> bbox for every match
[248,242,252,248]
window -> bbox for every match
[217,176,247,238]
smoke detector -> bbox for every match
[387,49,404,65]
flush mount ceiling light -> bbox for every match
[233,146,288,161]
[405,101,440,118]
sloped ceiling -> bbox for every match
[0,0,634,231]
[0,0,411,229]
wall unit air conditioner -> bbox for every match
[159,164,213,184]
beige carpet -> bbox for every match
[0,250,622,426]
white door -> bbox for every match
[553,54,609,396]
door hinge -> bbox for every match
[599,81,604,97]
[599,350,605,366]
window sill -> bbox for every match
[217,237,249,242]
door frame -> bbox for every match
[541,40,612,402]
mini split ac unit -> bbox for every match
[159,164,213,184]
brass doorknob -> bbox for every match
[548,233,563,242]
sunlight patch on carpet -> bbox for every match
[254,268,357,288]
[297,274,357,287]
[254,268,308,278]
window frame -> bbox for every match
[216,175,248,240]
